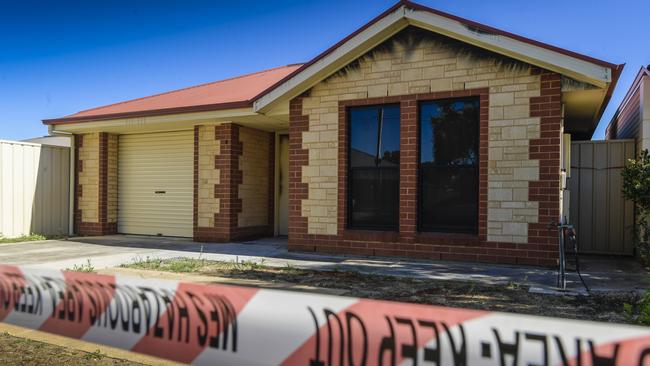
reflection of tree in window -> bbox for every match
[420,98,479,233]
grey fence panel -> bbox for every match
[568,140,635,255]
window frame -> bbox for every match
[346,103,401,231]
[417,96,480,234]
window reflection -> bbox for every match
[348,105,400,230]
[419,98,479,233]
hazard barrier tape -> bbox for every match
[1,264,650,365]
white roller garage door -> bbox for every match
[118,130,194,237]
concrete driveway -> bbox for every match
[0,235,287,270]
[0,235,647,294]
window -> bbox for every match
[348,105,400,230]
[419,98,479,233]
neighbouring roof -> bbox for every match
[606,66,650,137]
[44,0,622,129]
[22,135,71,147]
[43,64,302,124]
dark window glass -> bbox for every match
[419,98,479,233]
[348,105,400,230]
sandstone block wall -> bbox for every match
[289,28,562,265]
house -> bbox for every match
[43,1,623,266]
[606,65,650,150]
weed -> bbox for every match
[83,349,105,361]
[126,257,206,273]
[624,290,650,325]
[506,281,521,290]
[67,259,95,273]
[283,263,307,275]
[623,302,635,319]
[165,258,206,273]
[124,256,164,270]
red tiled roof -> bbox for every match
[43,64,302,124]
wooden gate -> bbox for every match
[568,140,635,255]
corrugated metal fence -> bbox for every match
[0,140,70,238]
[568,139,635,255]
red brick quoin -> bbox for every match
[288,77,561,267]
[74,133,117,236]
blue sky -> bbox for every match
[1,0,647,140]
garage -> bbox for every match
[118,130,194,237]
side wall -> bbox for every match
[289,32,561,265]
[607,74,650,154]
[642,77,650,152]
[606,87,642,148]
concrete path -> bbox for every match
[1,235,647,293]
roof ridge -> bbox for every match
[70,63,303,116]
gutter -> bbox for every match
[42,100,253,125]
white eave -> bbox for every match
[254,4,615,113]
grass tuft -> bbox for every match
[0,234,50,244]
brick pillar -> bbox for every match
[528,71,562,266]
[74,132,117,236]
[193,124,240,242]
[287,97,311,250]
[194,125,222,241]
[399,98,418,243]
[216,123,243,239]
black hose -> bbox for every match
[568,230,590,293]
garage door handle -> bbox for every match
[154,190,166,194]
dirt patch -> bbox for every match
[123,258,639,324]
[0,332,142,366]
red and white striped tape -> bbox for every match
[1,264,649,365]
